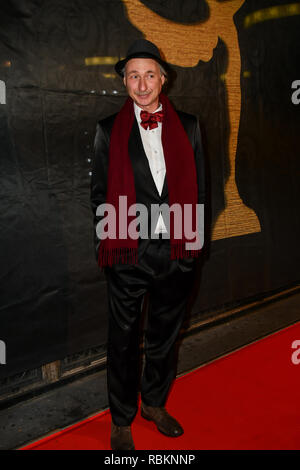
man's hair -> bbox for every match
[121,62,167,80]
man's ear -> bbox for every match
[123,76,126,87]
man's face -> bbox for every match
[123,58,165,113]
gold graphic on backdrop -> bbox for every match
[122,0,261,240]
[244,3,300,28]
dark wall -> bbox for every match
[0,0,299,380]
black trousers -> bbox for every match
[104,237,195,426]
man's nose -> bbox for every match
[138,77,147,91]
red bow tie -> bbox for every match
[140,110,164,130]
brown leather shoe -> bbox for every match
[110,421,135,450]
[141,403,184,437]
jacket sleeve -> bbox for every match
[90,122,110,261]
[193,118,205,205]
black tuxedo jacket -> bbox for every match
[91,107,205,262]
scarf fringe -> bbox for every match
[98,243,201,267]
[98,246,138,268]
[171,243,202,260]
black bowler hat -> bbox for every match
[115,39,169,77]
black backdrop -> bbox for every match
[0,0,300,380]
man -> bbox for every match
[91,39,205,450]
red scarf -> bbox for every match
[98,92,201,267]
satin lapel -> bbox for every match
[160,168,168,199]
[129,118,165,199]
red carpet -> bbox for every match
[21,322,300,450]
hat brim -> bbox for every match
[115,52,168,77]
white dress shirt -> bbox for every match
[134,102,168,234]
